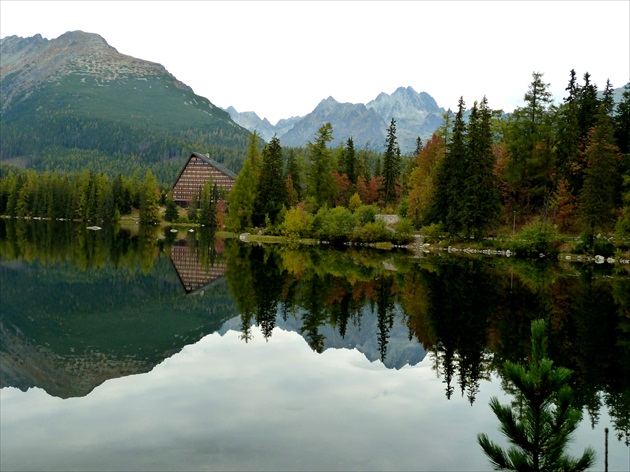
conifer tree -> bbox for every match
[306,122,335,208]
[227,158,257,232]
[555,70,582,194]
[431,97,467,233]
[198,180,217,227]
[139,170,160,225]
[344,137,357,185]
[577,72,600,141]
[255,135,287,226]
[164,192,179,222]
[613,83,630,156]
[478,319,596,471]
[578,109,621,234]
[461,97,501,238]
[285,149,301,201]
[382,118,402,205]
[505,72,554,216]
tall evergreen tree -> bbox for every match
[164,191,179,222]
[382,118,402,205]
[613,83,630,156]
[343,137,357,185]
[306,122,335,208]
[431,97,468,233]
[577,72,600,141]
[460,97,501,238]
[139,170,160,225]
[505,72,554,217]
[578,109,621,234]
[478,319,596,471]
[198,180,217,227]
[285,149,301,201]
[227,158,257,231]
[255,135,287,226]
[555,70,582,194]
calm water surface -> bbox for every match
[1,220,629,471]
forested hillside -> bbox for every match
[0,31,252,184]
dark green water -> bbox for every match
[1,219,628,471]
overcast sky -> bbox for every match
[1,1,629,124]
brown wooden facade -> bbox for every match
[172,152,237,207]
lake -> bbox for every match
[1,219,629,471]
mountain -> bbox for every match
[227,86,446,154]
[0,31,252,182]
[218,306,427,370]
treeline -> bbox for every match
[0,168,162,225]
[226,71,630,249]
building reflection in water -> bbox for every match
[169,239,227,295]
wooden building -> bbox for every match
[172,152,237,207]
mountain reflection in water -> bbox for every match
[0,219,629,471]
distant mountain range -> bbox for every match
[227,86,446,155]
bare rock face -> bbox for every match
[226,86,446,154]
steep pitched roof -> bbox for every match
[190,152,238,180]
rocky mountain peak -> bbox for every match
[1,30,192,111]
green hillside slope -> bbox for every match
[0,31,251,184]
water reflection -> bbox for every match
[1,218,629,449]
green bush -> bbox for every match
[354,204,377,224]
[509,218,562,257]
[318,206,357,244]
[420,222,445,244]
[350,220,388,243]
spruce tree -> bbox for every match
[555,70,582,194]
[307,122,335,208]
[139,170,160,225]
[461,97,500,239]
[344,137,357,185]
[431,97,467,233]
[613,83,630,156]
[226,158,257,232]
[382,118,402,205]
[505,72,554,216]
[255,135,287,226]
[478,319,596,471]
[198,181,217,227]
[578,109,621,234]
[285,149,301,201]
[164,192,179,222]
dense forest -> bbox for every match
[1,71,629,251]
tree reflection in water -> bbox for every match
[0,218,628,444]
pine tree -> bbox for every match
[164,192,179,222]
[461,97,501,239]
[577,72,600,141]
[306,122,335,208]
[505,72,554,216]
[578,109,621,234]
[285,149,301,200]
[382,118,402,205]
[255,135,287,226]
[613,83,630,156]
[227,158,257,232]
[139,170,160,225]
[555,70,582,194]
[477,319,596,471]
[198,181,217,227]
[431,97,468,233]
[344,137,357,185]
